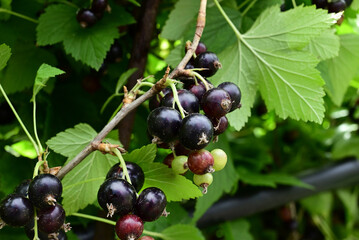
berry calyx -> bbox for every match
[211,116,229,136]
[14,179,31,198]
[193,173,213,194]
[171,156,189,174]
[201,88,232,118]
[161,89,200,114]
[106,162,145,192]
[211,149,227,171]
[188,150,214,175]
[218,82,241,112]
[76,9,97,28]
[328,0,346,12]
[179,114,213,150]
[37,203,66,234]
[135,187,167,222]
[28,174,62,209]
[97,178,136,217]
[115,214,143,240]
[0,194,34,227]
[147,107,182,143]
[194,51,221,77]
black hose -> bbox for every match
[197,159,359,227]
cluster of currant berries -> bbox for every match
[312,0,350,12]
[97,161,167,240]
[76,0,109,28]
[0,174,67,240]
[147,42,240,193]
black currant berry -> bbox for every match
[174,142,192,156]
[135,187,167,222]
[183,77,212,90]
[25,219,68,239]
[37,203,66,234]
[14,179,32,198]
[0,102,15,125]
[211,116,229,136]
[195,42,207,56]
[76,8,97,28]
[179,114,213,150]
[161,89,200,114]
[149,88,171,111]
[328,0,346,12]
[106,162,145,192]
[115,214,143,240]
[91,0,108,15]
[147,107,182,143]
[312,0,328,8]
[106,40,122,63]
[345,0,353,6]
[186,83,207,102]
[28,174,62,209]
[185,60,195,70]
[97,178,136,217]
[201,88,232,118]
[218,82,241,112]
[188,150,214,175]
[0,194,34,227]
[194,51,221,77]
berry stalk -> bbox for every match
[169,81,186,118]
[0,8,38,23]
[112,148,132,185]
[192,71,210,90]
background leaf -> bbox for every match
[221,219,253,240]
[160,224,204,240]
[0,43,11,71]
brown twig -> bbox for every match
[56,0,208,180]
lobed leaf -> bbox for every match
[160,224,204,240]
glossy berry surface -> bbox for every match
[135,187,167,222]
[76,9,97,28]
[218,82,241,112]
[147,107,182,143]
[312,0,328,8]
[179,114,213,150]
[106,40,122,63]
[149,88,171,111]
[201,88,232,118]
[174,142,192,156]
[187,82,207,102]
[106,162,145,192]
[97,178,136,217]
[195,42,207,55]
[115,214,143,240]
[211,149,228,171]
[25,219,68,239]
[194,51,221,77]
[0,194,34,227]
[171,156,188,174]
[28,174,62,209]
[14,179,31,197]
[139,237,155,240]
[211,116,228,136]
[37,203,66,234]
[161,89,200,114]
[328,0,346,12]
[188,150,214,175]
[184,60,195,70]
[91,0,108,14]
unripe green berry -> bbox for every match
[211,148,227,171]
[171,155,189,174]
[193,173,213,194]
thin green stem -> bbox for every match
[139,82,155,88]
[113,148,132,184]
[213,0,242,39]
[33,209,40,240]
[292,0,297,8]
[241,0,257,17]
[72,213,116,226]
[192,71,210,91]
[237,0,251,10]
[0,84,40,155]
[143,230,167,239]
[0,8,38,23]
[169,82,185,118]
[33,100,43,155]
[33,160,44,178]
[108,102,124,122]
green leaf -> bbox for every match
[306,29,340,60]
[332,136,359,160]
[351,0,359,10]
[32,64,64,101]
[46,123,118,214]
[161,0,200,40]
[123,144,157,164]
[337,188,358,229]
[318,34,359,106]
[160,224,204,240]
[6,140,37,159]
[0,43,11,71]
[37,4,135,70]
[0,0,12,21]
[165,44,182,68]
[221,219,254,240]
[301,192,333,219]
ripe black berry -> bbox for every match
[328,0,346,12]
[161,89,200,114]
[179,114,213,150]
[194,51,221,77]
[115,214,143,240]
[0,194,34,227]
[195,42,207,56]
[76,8,97,28]
[14,179,31,198]
[312,0,328,8]
[218,82,241,112]
[91,0,108,15]
[211,116,228,136]
[135,187,167,222]
[185,60,195,70]
[28,174,62,209]
[25,219,68,239]
[37,203,66,234]
[106,162,145,192]
[147,107,182,143]
[201,88,232,118]
[97,178,136,217]
[149,88,171,111]
[106,40,122,63]
[188,150,214,175]
[186,83,207,102]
